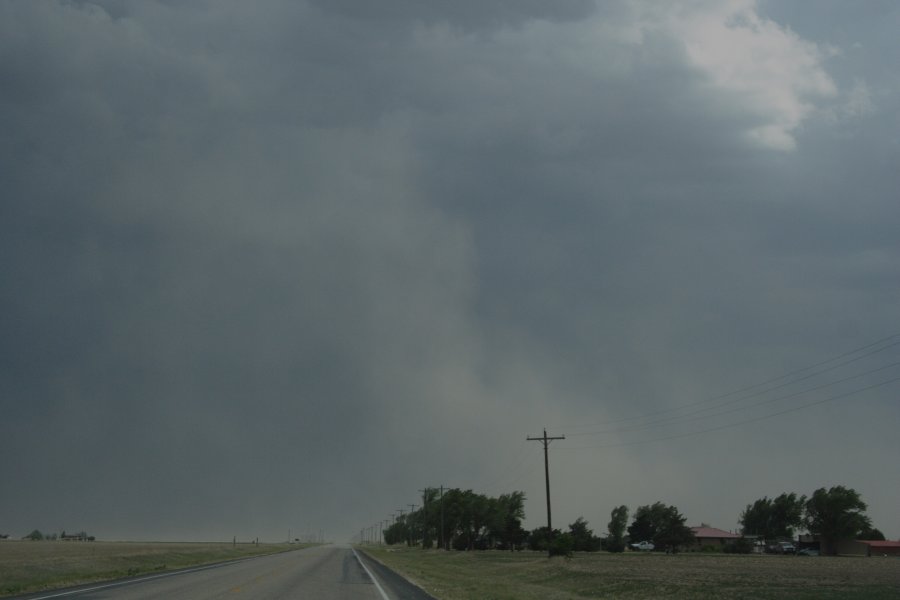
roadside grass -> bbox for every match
[361,546,900,600]
[0,540,308,597]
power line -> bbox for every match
[559,375,900,451]
[559,332,900,433]
[390,334,900,543]
[568,359,900,437]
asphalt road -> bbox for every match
[16,545,433,600]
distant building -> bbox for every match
[742,534,766,553]
[834,540,900,557]
[690,525,741,550]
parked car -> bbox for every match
[631,541,655,551]
[797,547,819,556]
[776,541,796,554]
[765,541,796,554]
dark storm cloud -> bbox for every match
[2,0,899,542]
[308,0,596,29]
[0,0,480,538]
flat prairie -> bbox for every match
[362,547,900,600]
[0,540,299,597]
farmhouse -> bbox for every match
[689,525,741,550]
[834,540,900,557]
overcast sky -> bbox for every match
[2,0,899,543]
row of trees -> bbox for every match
[378,485,883,556]
[514,502,692,557]
[383,489,526,550]
[526,502,693,555]
[525,518,604,555]
[523,487,881,556]
[740,486,883,554]
[22,529,95,541]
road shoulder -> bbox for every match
[354,548,437,600]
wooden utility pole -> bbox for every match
[527,428,565,557]
[407,504,417,546]
[418,489,430,548]
[439,486,446,550]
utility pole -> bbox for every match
[422,485,449,550]
[440,485,446,550]
[419,488,429,548]
[527,428,565,557]
[408,504,418,546]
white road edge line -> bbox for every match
[351,547,390,600]
[24,556,257,599]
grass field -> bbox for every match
[361,546,900,600]
[0,540,305,597]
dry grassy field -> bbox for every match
[0,540,300,597]
[363,546,900,600]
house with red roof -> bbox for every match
[689,525,742,551]
[834,539,900,557]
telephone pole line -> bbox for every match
[527,428,565,557]
[418,489,430,548]
[407,504,418,546]
[439,486,446,550]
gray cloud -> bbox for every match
[2,0,899,542]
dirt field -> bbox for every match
[0,540,300,597]
[362,547,900,600]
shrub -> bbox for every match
[723,538,754,554]
[549,533,574,557]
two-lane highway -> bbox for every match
[17,545,428,600]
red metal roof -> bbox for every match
[860,540,900,548]
[691,526,741,539]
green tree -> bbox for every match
[468,493,492,549]
[550,532,574,557]
[488,491,526,550]
[527,526,572,556]
[527,526,556,552]
[739,492,806,540]
[606,505,629,553]
[628,502,694,551]
[383,518,409,545]
[858,525,885,541]
[424,488,526,550]
[804,486,872,555]
[391,488,527,551]
[416,487,441,548]
[568,517,599,551]
[441,488,477,550]
[723,538,754,554]
[24,529,44,541]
